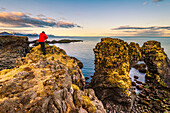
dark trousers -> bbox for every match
[39,42,46,55]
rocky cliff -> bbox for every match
[91,38,170,113]
[0,36,30,71]
[141,41,170,87]
[0,36,169,113]
[131,41,170,112]
[0,42,106,113]
[91,38,133,112]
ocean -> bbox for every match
[28,36,170,81]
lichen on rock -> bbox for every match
[128,42,142,67]
[16,44,85,89]
[91,38,133,112]
[0,43,106,113]
[141,41,170,87]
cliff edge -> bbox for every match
[0,38,106,113]
[91,38,133,112]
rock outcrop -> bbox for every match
[131,41,170,112]
[128,42,142,67]
[0,44,106,113]
[0,36,30,71]
[91,38,170,113]
[141,41,170,87]
[91,38,133,112]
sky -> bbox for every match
[0,0,170,37]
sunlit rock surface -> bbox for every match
[0,44,106,113]
[0,36,30,71]
[91,38,133,112]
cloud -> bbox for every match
[154,0,163,2]
[110,25,170,36]
[136,30,164,36]
[0,8,6,11]
[0,12,81,28]
[0,28,32,33]
[112,25,170,30]
[123,31,137,33]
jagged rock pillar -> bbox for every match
[141,41,170,87]
[91,38,133,112]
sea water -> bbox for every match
[28,37,170,81]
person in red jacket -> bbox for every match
[39,31,48,55]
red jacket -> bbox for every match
[39,33,48,42]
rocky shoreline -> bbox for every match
[0,36,169,113]
[89,38,169,112]
[29,39,83,47]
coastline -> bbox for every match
[0,36,169,112]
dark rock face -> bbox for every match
[70,56,83,69]
[91,38,133,112]
[141,41,170,87]
[0,45,106,113]
[128,42,142,67]
[0,36,30,71]
[131,41,170,113]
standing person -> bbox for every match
[39,31,48,55]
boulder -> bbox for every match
[85,77,89,80]
[136,85,144,90]
[134,75,139,79]
[132,82,136,86]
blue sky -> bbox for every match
[0,0,170,36]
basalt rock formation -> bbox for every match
[131,41,170,112]
[128,42,142,67]
[91,38,133,112]
[0,44,106,113]
[91,38,170,113]
[0,36,30,71]
[141,41,170,87]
